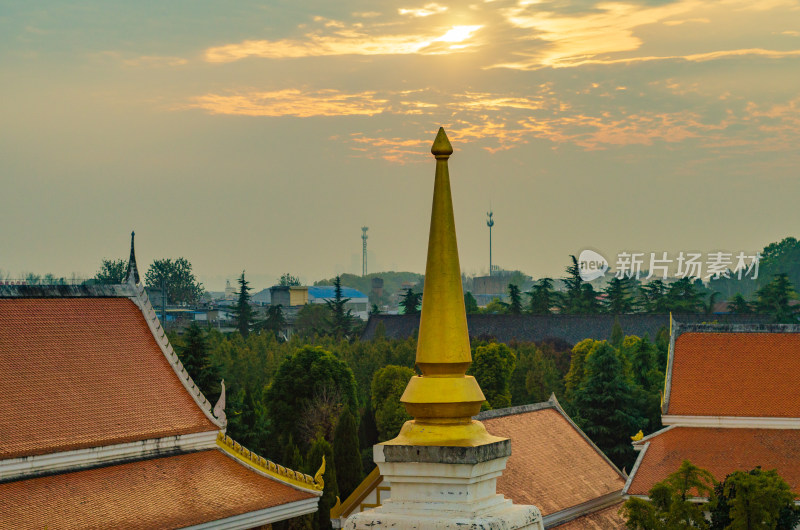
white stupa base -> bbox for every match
[344,441,544,530]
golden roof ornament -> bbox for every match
[386,127,503,447]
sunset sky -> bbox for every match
[2,0,799,290]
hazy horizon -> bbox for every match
[3,0,799,291]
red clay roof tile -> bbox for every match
[627,426,800,496]
[0,449,315,529]
[0,298,216,459]
[667,332,800,417]
[483,407,625,515]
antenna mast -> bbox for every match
[486,211,494,276]
[362,226,369,276]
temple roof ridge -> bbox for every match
[216,432,324,494]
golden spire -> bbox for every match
[387,127,502,447]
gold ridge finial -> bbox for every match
[386,127,502,447]
[431,127,453,158]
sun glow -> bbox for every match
[435,25,482,43]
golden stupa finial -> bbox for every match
[385,127,502,447]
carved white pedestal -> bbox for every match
[344,441,543,530]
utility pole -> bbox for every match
[486,211,494,276]
[362,226,369,277]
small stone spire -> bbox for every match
[389,128,500,447]
[125,231,140,285]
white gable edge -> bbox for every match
[128,282,225,429]
[622,441,649,496]
[0,430,219,482]
[184,497,320,530]
[662,415,800,429]
[543,490,623,528]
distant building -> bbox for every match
[224,279,236,300]
[308,285,369,320]
[270,285,309,307]
[252,288,272,306]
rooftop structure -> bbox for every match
[345,128,543,529]
[0,234,323,528]
[332,396,627,528]
[624,321,800,499]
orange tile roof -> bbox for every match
[0,298,216,459]
[0,449,315,529]
[667,332,800,417]
[550,502,626,529]
[482,407,626,515]
[627,426,800,496]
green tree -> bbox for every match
[755,273,797,323]
[610,317,624,348]
[230,271,255,338]
[564,339,603,400]
[665,277,705,313]
[623,460,715,530]
[509,343,562,406]
[399,287,422,315]
[175,322,217,398]
[333,407,363,500]
[371,365,414,441]
[326,276,353,338]
[728,293,754,314]
[604,277,636,314]
[294,304,333,337]
[282,434,305,472]
[527,278,556,314]
[144,257,204,305]
[94,258,127,284]
[471,343,516,409]
[506,284,523,314]
[464,291,480,314]
[306,436,338,530]
[711,468,800,530]
[482,297,508,314]
[559,256,602,314]
[640,280,670,313]
[262,304,287,340]
[571,341,642,469]
[279,273,302,286]
[265,345,359,451]
[560,255,584,314]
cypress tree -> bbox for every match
[333,407,363,500]
[506,284,523,314]
[176,322,216,398]
[325,276,353,338]
[572,341,642,469]
[306,436,338,530]
[610,316,624,348]
[230,271,254,338]
[399,288,422,315]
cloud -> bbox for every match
[96,51,188,67]
[183,89,389,117]
[203,23,483,61]
[398,3,448,17]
